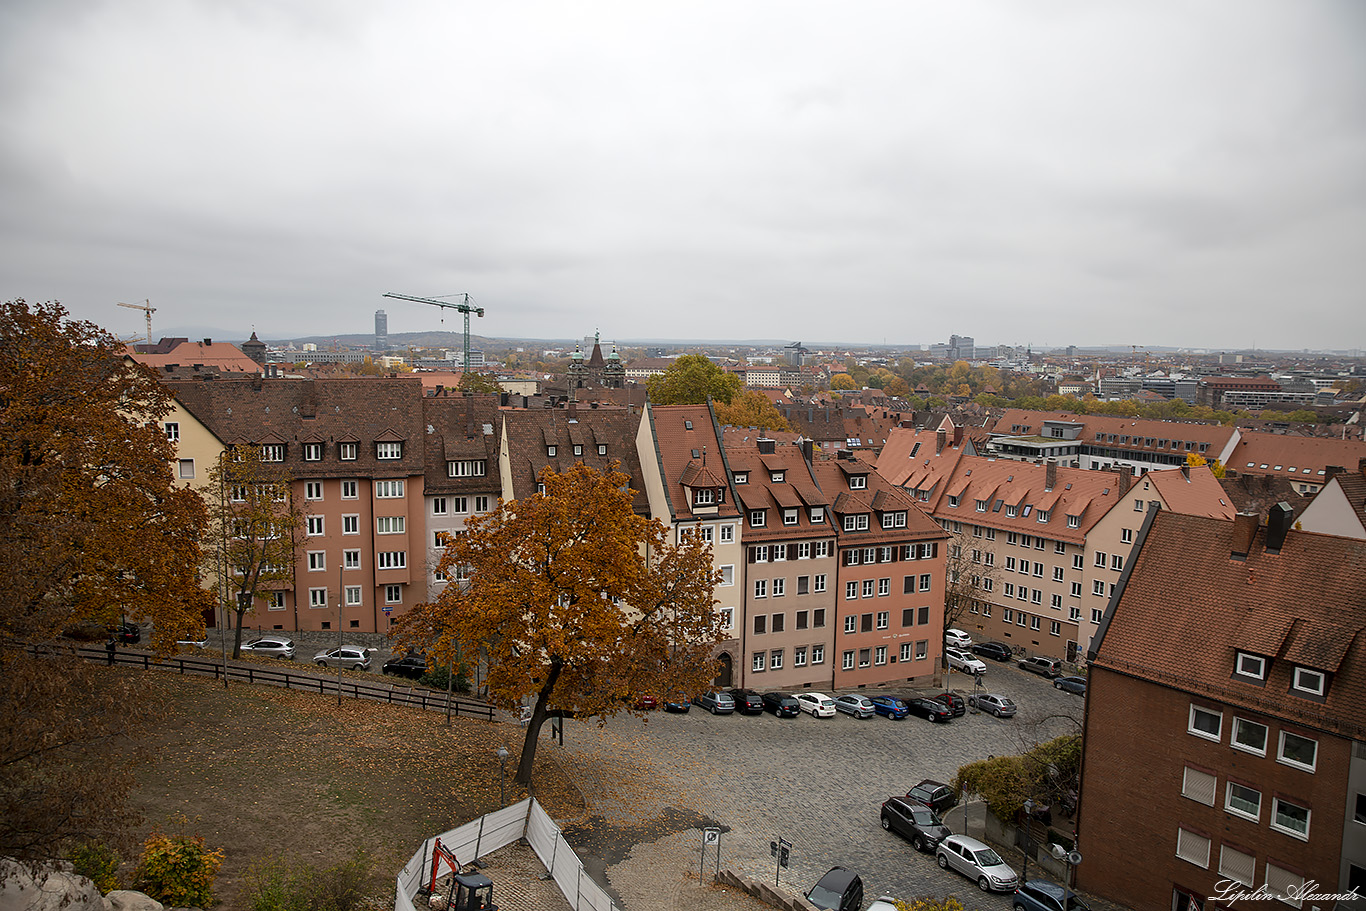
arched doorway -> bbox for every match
[713,652,733,687]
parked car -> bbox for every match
[693,691,736,715]
[240,637,295,660]
[662,695,691,713]
[971,641,1013,662]
[905,697,954,723]
[314,646,374,671]
[110,622,141,644]
[805,866,863,911]
[936,834,1019,893]
[868,695,910,719]
[796,692,837,718]
[932,691,966,717]
[176,636,208,649]
[944,628,974,648]
[1019,655,1063,678]
[761,692,801,717]
[945,647,987,676]
[907,779,958,814]
[866,899,901,911]
[726,688,765,714]
[1054,676,1087,695]
[632,694,659,711]
[967,693,1017,717]
[382,654,428,679]
[1013,879,1091,911]
[880,795,951,853]
[834,694,876,719]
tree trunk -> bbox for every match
[232,606,247,659]
[514,659,561,786]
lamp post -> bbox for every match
[495,747,509,806]
[1022,799,1034,885]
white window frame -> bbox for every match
[750,510,766,528]
[338,442,358,461]
[341,480,358,499]
[1277,731,1318,772]
[1225,781,1261,821]
[377,516,405,534]
[309,587,328,608]
[1235,651,1267,681]
[842,651,855,670]
[811,644,824,665]
[344,549,361,570]
[1188,704,1222,741]
[386,584,403,604]
[1270,797,1310,840]
[793,646,807,667]
[1181,766,1216,806]
[377,551,407,570]
[375,479,405,499]
[307,551,325,571]
[345,585,363,606]
[342,514,360,535]
[1174,828,1210,869]
[1292,666,1326,696]
[1231,717,1268,756]
[305,481,323,500]
[1218,845,1255,887]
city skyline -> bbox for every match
[2,2,1363,351]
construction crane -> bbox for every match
[383,292,484,374]
[117,299,156,343]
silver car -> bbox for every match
[833,694,876,719]
[936,834,1019,893]
[967,693,1017,718]
[240,637,295,660]
[313,646,374,671]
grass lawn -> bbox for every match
[110,665,584,908]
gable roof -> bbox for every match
[501,409,647,512]
[647,403,740,524]
[1227,432,1366,486]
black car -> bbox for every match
[906,697,954,723]
[971,641,1013,662]
[727,688,765,715]
[110,622,141,644]
[382,654,428,679]
[931,691,966,717]
[761,691,801,718]
[907,779,959,814]
[806,866,863,911]
[880,795,952,853]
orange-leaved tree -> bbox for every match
[713,390,791,433]
[396,462,722,786]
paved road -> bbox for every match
[554,662,1085,910]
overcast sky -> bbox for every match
[2,2,1362,351]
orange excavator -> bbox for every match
[414,838,496,910]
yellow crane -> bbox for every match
[117,299,156,343]
[382,292,485,374]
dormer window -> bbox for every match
[881,511,907,529]
[1067,514,1080,528]
[448,459,487,477]
[260,444,285,462]
[377,442,403,460]
[770,470,785,483]
[303,442,323,461]
[783,508,798,526]
[842,514,870,532]
[749,510,766,528]
[1292,667,1326,697]
[1005,505,1017,518]
[339,442,358,461]
[547,445,557,456]
[948,495,960,508]
[1235,651,1267,682]
[809,507,825,524]
[976,499,988,512]
[597,444,607,456]
[1036,509,1050,523]
[573,444,583,457]
[849,475,867,490]
[694,488,715,507]
[733,472,748,484]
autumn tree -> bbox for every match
[395,463,722,787]
[0,299,210,863]
[830,373,856,391]
[713,390,791,433]
[205,450,302,658]
[646,354,742,405]
[458,372,503,394]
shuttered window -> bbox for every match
[1181,767,1216,806]
[1265,864,1304,908]
[1218,845,1254,886]
[1175,829,1209,868]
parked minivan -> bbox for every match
[1019,655,1063,678]
[806,866,863,911]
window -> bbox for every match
[1292,666,1326,696]
[1272,798,1310,840]
[1067,515,1079,528]
[876,611,888,629]
[303,442,323,461]
[1111,554,1123,571]
[307,516,324,536]
[774,545,787,562]
[796,609,808,628]
[598,444,607,456]
[874,646,887,665]
[377,551,407,569]
[811,644,825,664]
[976,499,988,512]
[797,542,811,560]
[1278,731,1317,771]
[1006,556,1017,572]
[915,640,928,660]
[307,551,325,571]
[432,497,447,515]
[753,651,766,672]
[1235,652,1266,681]
[377,516,405,534]
[1030,614,1041,628]
[948,495,960,508]
[1092,580,1105,596]
[1121,528,1134,544]
[919,574,931,592]
[1189,705,1222,741]
[813,574,826,593]
[1049,620,1060,636]
[720,524,735,542]
[846,582,858,601]
[573,444,583,457]
[1175,828,1209,868]
[344,549,360,569]
[375,480,405,498]
[754,580,767,599]
[772,578,785,597]
[1094,551,1107,567]
[164,422,180,441]
[267,592,286,610]
[345,585,362,606]
[862,579,875,598]
[694,488,714,506]
[843,514,870,531]
[844,614,856,633]
[1053,566,1064,582]
[447,459,486,477]
[177,459,195,479]
[858,648,871,667]
[900,643,912,661]
[309,588,328,608]
[720,565,734,586]
[878,578,889,596]
[842,651,854,670]
[342,514,359,535]
[1265,864,1306,907]
[341,480,358,499]
[1033,562,1044,577]
[338,442,358,461]
[1218,845,1255,887]
[809,507,825,524]
[732,471,747,484]
[750,510,766,528]
[1090,607,1103,623]
[1181,767,1216,806]
[1003,608,1014,623]
[1072,553,1084,570]
[1226,782,1261,821]
[260,444,285,462]
[1005,583,1015,599]
[1071,582,1082,598]
[474,496,490,512]
[848,475,866,490]
[754,545,769,563]
[1231,717,1268,756]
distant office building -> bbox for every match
[374,310,388,352]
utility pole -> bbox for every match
[382,292,485,375]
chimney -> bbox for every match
[567,402,577,419]
[202,338,212,346]
[936,429,947,454]
[1264,502,1293,554]
[1230,512,1259,560]
[953,425,963,447]
[1045,462,1057,491]
[1118,468,1133,495]
[1180,464,1190,481]
[758,438,776,454]
[1324,465,1345,482]
[801,438,813,465]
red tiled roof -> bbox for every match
[648,403,740,523]
[1227,432,1366,485]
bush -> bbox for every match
[68,841,121,894]
[245,849,373,911]
[419,663,470,693]
[131,828,223,908]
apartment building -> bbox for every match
[812,451,949,689]
[1226,433,1366,495]
[726,438,837,690]
[985,410,1240,475]
[1078,509,1366,908]
[420,392,501,601]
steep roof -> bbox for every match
[1091,511,1366,740]
[647,403,740,524]
[721,441,829,543]
[989,409,1237,453]
[126,338,262,374]
[421,394,501,494]
[875,427,971,491]
[810,452,945,543]
[501,409,647,512]
[1226,432,1366,486]
[1143,465,1236,519]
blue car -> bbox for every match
[1053,676,1087,696]
[869,695,910,719]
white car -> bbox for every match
[944,628,974,648]
[796,692,837,718]
[240,637,295,660]
[944,647,987,676]
[936,834,1019,892]
[313,646,374,671]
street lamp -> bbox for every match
[1022,799,1034,885]
[495,747,509,806]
